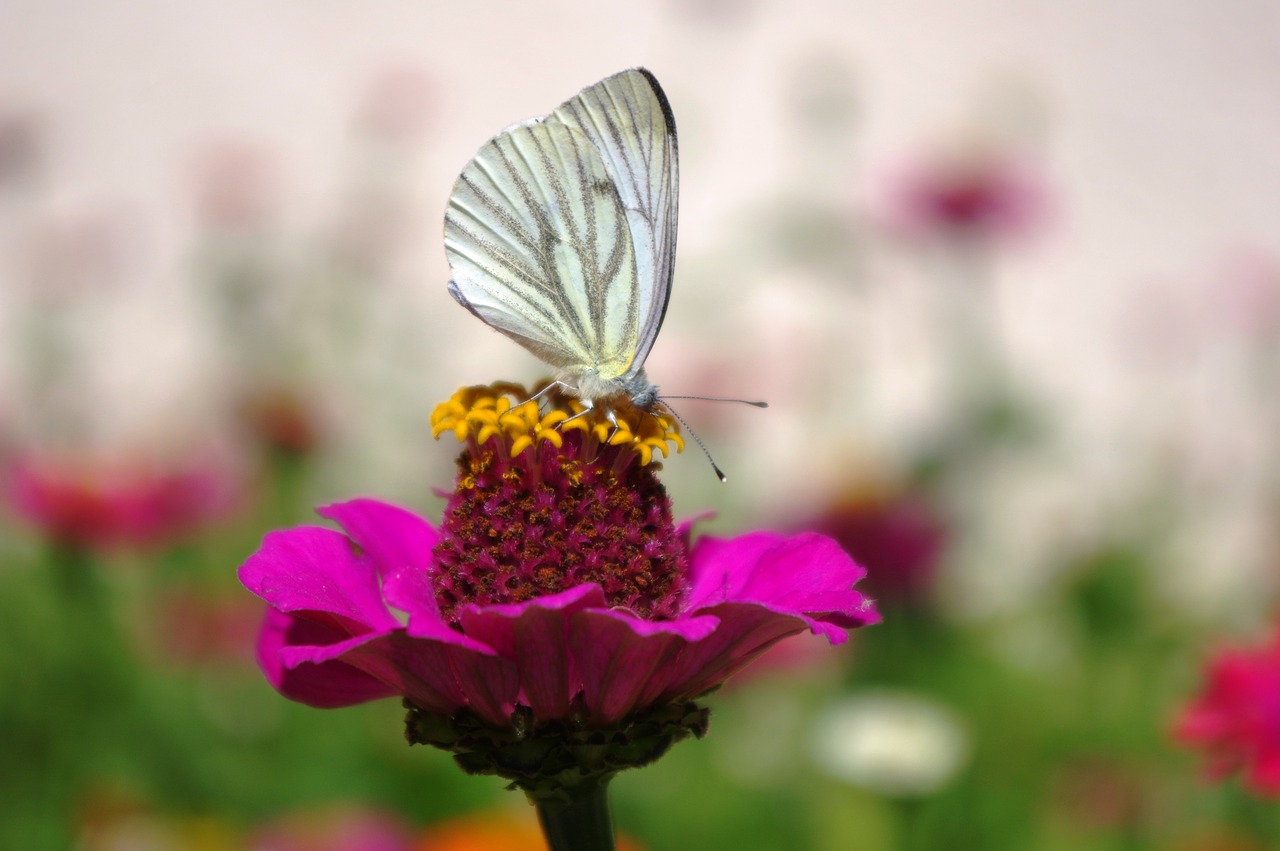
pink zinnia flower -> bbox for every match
[241,383,878,798]
[876,145,1048,246]
[3,450,239,552]
[1173,623,1280,796]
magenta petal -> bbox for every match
[571,610,720,725]
[318,498,439,576]
[402,598,501,655]
[239,526,399,631]
[746,533,879,627]
[459,585,607,721]
[653,602,812,702]
[264,607,517,723]
[257,608,398,708]
[460,583,607,621]
[348,632,520,725]
[686,532,880,637]
[383,563,446,623]
[279,627,390,667]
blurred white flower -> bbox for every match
[810,690,968,796]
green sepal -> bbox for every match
[404,697,710,800]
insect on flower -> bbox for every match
[443,68,763,479]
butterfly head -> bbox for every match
[622,372,659,410]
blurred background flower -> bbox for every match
[810,690,968,797]
[1174,622,1280,797]
[3,447,241,552]
[414,809,646,851]
[872,142,1049,250]
[249,805,414,851]
[796,481,948,612]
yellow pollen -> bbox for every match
[431,382,682,467]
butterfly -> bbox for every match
[443,68,678,413]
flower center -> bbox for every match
[429,383,688,623]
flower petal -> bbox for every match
[458,585,606,721]
[354,631,520,725]
[383,563,446,624]
[685,531,880,641]
[323,501,452,624]
[239,526,400,632]
[256,608,399,708]
[262,612,518,722]
[570,609,719,725]
[318,498,439,577]
[653,602,813,701]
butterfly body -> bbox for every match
[444,68,678,412]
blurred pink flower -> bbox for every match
[1216,250,1280,339]
[803,487,946,609]
[240,383,878,732]
[875,146,1049,246]
[3,450,240,552]
[1173,622,1280,796]
[147,587,263,669]
[355,66,435,143]
[77,793,241,851]
[251,805,413,851]
[190,140,280,231]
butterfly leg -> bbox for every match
[559,397,595,427]
[603,408,621,444]
[519,380,576,411]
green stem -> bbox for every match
[49,542,96,602]
[533,776,616,851]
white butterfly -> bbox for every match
[443,68,678,412]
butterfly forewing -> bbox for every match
[445,117,642,379]
[444,68,679,399]
[552,69,679,376]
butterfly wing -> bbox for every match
[445,114,641,381]
[444,68,678,389]
[552,68,679,376]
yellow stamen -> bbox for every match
[431,382,682,467]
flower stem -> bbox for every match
[533,776,616,851]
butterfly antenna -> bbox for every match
[657,400,727,483]
[659,395,768,407]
